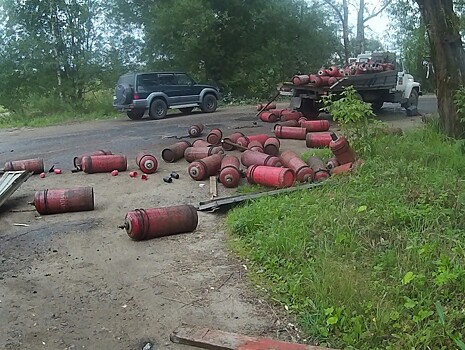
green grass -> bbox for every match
[0,89,120,128]
[227,125,465,349]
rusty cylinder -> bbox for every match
[305,132,333,148]
[275,120,299,128]
[34,187,94,215]
[121,205,198,241]
[309,74,323,86]
[248,140,264,153]
[188,124,204,137]
[330,132,357,165]
[74,150,112,170]
[192,139,212,148]
[246,165,295,189]
[236,136,250,148]
[279,150,314,183]
[206,128,223,145]
[274,126,307,140]
[161,140,191,163]
[256,102,277,111]
[247,134,270,145]
[219,155,241,188]
[184,146,224,163]
[327,65,342,77]
[280,110,302,122]
[241,150,281,167]
[269,109,285,118]
[326,157,339,170]
[330,162,353,176]
[263,137,280,156]
[81,155,127,174]
[307,156,330,182]
[188,153,223,181]
[4,158,44,174]
[222,132,244,151]
[259,111,278,123]
[136,152,158,174]
[299,120,330,132]
[292,74,310,85]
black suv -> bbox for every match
[113,72,221,120]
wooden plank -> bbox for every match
[170,327,339,350]
[209,176,218,199]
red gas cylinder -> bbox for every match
[327,65,342,77]
[300,120,330,132]
[162,140,191,163]
[274,126,307,140]
[329,132,356,165]
[184,146,224,163]
[319,76,331,86]
[309,74,323,86]
[256,102,277,111]
[188,153,223,181]
[81,155,127,174]
[307,156,330,182]
[120,205,198,241]
[248,134,270,145]
[260,111,278,123]
[206,128,223,145]
[222,132,244,151]
[305,132,332,148]
[328,77,339,86]
[34,187,94,215]
[269,109,285,118]
[241,150,281,167]
[236,136,250,148]
[279,150,314,183]
[74,150,112,170]
[4,158,44,174]
[298,117,308,124]
[275,120,299,128]
[219,155,241,188]
[188,124,204,137]
[326,157,340,170]
[318,68,328,76]
[292,75,310,85]
[136,152,158,174]
[263,137,280,156]
[248,140,264,153]
[280,110,302,122]
[192,139,211,147]
[246,165,295,189]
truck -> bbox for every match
[279,52,422,118]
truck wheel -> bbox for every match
[371,100,384,113]
[299,99,320,119]
[201,94,218,113]
[402,89,419,108]
[149,99,168,119]
[127,109,145,120]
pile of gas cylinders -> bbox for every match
[291,60,396,88]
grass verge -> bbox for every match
[227,125,465,349]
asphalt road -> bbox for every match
[0,95,437,168]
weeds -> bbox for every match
[227,125,465,349]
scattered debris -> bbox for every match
[39,172,46,178]
[163,176,172,183]
[111,170,119,176]
[13,223,29,227]
[209,176,218,199]
[0,171,32,209]
[54,168,62,174]
[170,171,179,179]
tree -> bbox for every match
[415,0,465,138]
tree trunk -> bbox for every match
[356,0,365,54]
[416,0,465,138]
[342,0,349,63]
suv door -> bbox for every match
[174,73,198,104]
[158,73,177,105]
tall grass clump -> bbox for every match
[227,125,465,349]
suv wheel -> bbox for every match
[126,109,145,120]
[149,99,168,119]
[179,107,194,115]
[201,94,217,113]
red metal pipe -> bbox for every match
[188,124,204,137]
[121,205,198,241]
[306,156,330,182]
[279,150,314,182]
[184,146,224,163]
[299,120,330,132]
[246,165,295,189]
[162,140,191,163]
[4,158,44,174]
[219,155,241,188]
[305,132,332,148]
[206,128,223,145]
[329,132,356,165]
[34,187,94,215]
[82,155,127,174]
[241,150,281,167]
[136,152,158,174]
[274,126,307,140]
[222,132,244,151]
[263,137,280,156]
[188,153,223,181]
[74,150,112,170]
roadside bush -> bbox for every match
[227,125,465,349]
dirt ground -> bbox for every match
[0,103,428,350]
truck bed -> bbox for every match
[281,70,398,93]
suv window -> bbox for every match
[175,73,194,85]
[137,73,159,92]
[158,74,175,85]
[118,74,134,86]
